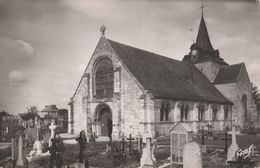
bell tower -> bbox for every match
[183,0,227,82]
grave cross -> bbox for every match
[228,125,240,146]
[49,122,57,147]
[227,125,240,162]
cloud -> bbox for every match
[8,70,28,84]
[16,40,35,56]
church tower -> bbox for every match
[183,2,227,82]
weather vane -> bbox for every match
[199,0,206,16]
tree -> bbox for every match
[19,106,39,121]
[251,83,260,104]
[26,106,39,114]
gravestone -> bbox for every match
[139,131,156,168]
[169,123,193,164]
[49,122,57,147]
[16,134,24,166]
[11,137,19,166]
[227,125,240,162]
[137,132,142,151]
[33,117,43,155]
[201,127,206,153]
[183,142,202,168]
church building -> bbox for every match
[68,12,257,139]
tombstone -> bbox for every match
[183,142,202,168]
[137,132,142,151]
[11,137,19,166]
[49,122,57,147]
[32,117,43,155]
[201,127,206,153]
[227,125,240,162]
[169,123,193,164]
[139,131,156,168]
[16,134,24,166]
[49,134,65,168]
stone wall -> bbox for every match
[215,64,257,128]
[195,61,221,82]
[153,99,232,136]
[69,37,146,138]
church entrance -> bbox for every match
[95,104,112,137]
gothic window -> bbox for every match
[160,103,170,121]
[212,106,218,121]
[242,95,247,120]
[180,105,185,121]
[198,105,205,121]
[224,105,229,120]
[180,104,189,121]
[95,58,114,99]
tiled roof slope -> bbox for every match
[213,63,244,85]
[108,39,232,104]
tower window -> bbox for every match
[95,58,114,99]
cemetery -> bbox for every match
[1,121,260,168]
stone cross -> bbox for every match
[49,122,57,147]
[183,142,202,168]
[227,125,240,161]
[228,126,240,147]
[139,131,156,167]
[36,117,41,141]
[16,135,24,166]
[100,25,106,36]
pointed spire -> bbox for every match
[196,1,214,51]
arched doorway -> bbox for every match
[95,104,112,137]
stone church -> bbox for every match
[68,13,257,139]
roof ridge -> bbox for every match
[107,39,182,63]
[221,62,244,68]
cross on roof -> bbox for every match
[199,0,206,16]
[100,25,106,36]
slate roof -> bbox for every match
[108,39,232,104]
[213,63,244,85]
[196,16,214,52]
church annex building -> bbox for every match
[67,13,258,139]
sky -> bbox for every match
[0,0,259,114]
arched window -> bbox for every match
[180,104,189,121]
[198,105,205,121]
[242,95,247,120]
[95,58,114,99]
[160,103,170,121]
[212,106,218,121]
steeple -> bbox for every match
[182,0,227,66]
[196,0,214,51]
